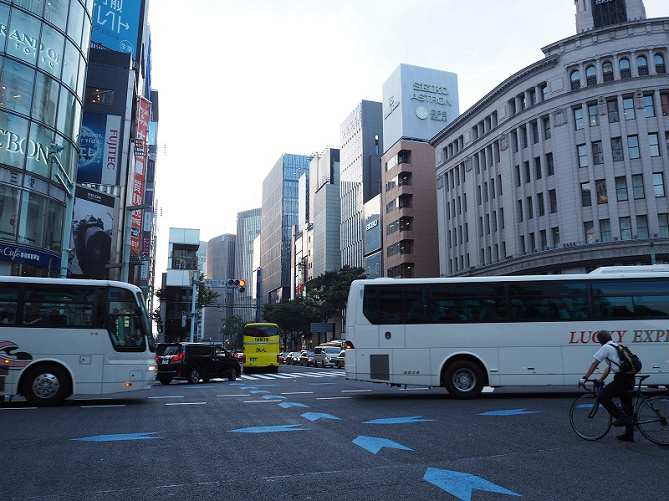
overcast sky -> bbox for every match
[147,0,667,276]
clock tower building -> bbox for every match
[575,0,647,33]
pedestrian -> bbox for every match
[579,330,635,442]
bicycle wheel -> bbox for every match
[636,396,669,446]
[570,393,611,441]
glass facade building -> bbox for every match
[0,0,93,276]
[260,154,310,305]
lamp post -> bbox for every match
[49,144,74,278]
[121,203,151,283]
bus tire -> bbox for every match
[443,360,484,399]
[22,363,72,406]
[187,368,201,384]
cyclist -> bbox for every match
[579,329,635,442]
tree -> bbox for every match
[306,266,365,323]
[197,276,220,309]
[262,297,320,350]
[221,314,245,351]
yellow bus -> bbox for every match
[242,323,280,373]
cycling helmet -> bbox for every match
[596,330,612,345]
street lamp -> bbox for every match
[121,203,151,283]
[49,144,73,278]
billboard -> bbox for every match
[91,0,144,60]
[130,96,151,256]
[68,186,115,279]
[382,64,459,148]
[77,113,122,185]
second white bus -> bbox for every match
[0,277,157,406]
[344,266,669,398]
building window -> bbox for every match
[577,144,588,167]
[637,55,649,76]
[611,137,624,161]
[585,221,596,243]
[570,69,581,90]
[659,214,669,237]
[531,121,539,144]
[643,94,655,117]
[628,135,640,159]
[655,53,666,74]
[654,173,665,197]
[615,176,628,201]
[552,227,560,248]
[602,61,614,82]
[632,174,644,199]
[540,83,549,101]
[524,161,531,183]
[581,182,592,207]
[649,133,660,157]
[517,200,523,222]
[85,87,114,105]
[620,58,631,79]
[661,92,669,116]
[607,98,619,122]
[537,192,545,216]
[534,157,542,180]
[545,153,554,176]
[596,179,607,204]
[592,141,603,165]
[515,165,521,187]
[574,107,584,130]
[623,96,635,120]
[549,190,557,213]
[600,219,612,242]
[543,116,551,139]
[637,215,649,239]
[620,216,632,240]
[586,65,597,86]
[526,196,533,219]
[588,103,599,126]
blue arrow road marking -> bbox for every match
[308,382,336,385]
[424,468,521,501]
[301,412,340,421]
[279,402,308,408]
[352,436,412,454]
[262,394,286,400]
[478,408,543,416]
[71,432,161,442]
[229,424,308,433]
[363,415,435,424]
[249,390,269,394]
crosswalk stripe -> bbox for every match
[240,371,345,381]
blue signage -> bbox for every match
[91,0,143,60]
[0,243,60,271]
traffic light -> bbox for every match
[238,279,246,293]
[226,279,246,292]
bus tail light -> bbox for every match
[124,382,132,387]
[345,340,355,349]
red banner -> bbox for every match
[130,96,150,255]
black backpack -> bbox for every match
[612,344,642,374]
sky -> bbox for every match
[147,0,667,276]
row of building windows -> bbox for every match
[584,215,669,243]
[577,132,664,168]
[580,173,665,207]
[570,51,667,91]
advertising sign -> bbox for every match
[91,0,144,60]
[130,96,151,256]
[77,113,121,185]
[68,186,115,279]
[0,243,60,271]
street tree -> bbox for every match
[305,265,365,324]
[262,297,320,350]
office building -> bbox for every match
[432,0,669,276]
[235,208,261,322]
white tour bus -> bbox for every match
[0,277,157,406]
[344,266,669,398]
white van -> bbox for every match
[313,345,343,368]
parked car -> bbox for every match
[278,352,290,364]
[299,350,315,366]
[314,345,343,368]
[156,342,241,384]
[334,349,345,369]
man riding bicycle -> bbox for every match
[579,330,635,442]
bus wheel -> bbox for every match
[187,369,201,384]
[22,364,72,406]
[443,360,484,399]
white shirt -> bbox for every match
[593,340,623,373]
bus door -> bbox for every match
[371,286,406,381]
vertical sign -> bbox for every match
[130,96,150,256]
[78,113,121,185]
[91,0,143,60]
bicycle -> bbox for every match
[569,375,669,445]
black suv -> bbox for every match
[156,343,241,385]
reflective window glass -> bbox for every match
[7,9,41,65]
[32,71,60,126]
[25,122,53,178]
[0,113,30,169]
[0,185,20,241]
[0,59,34,115]
[56,88,77,138]
[44,199,64,252]
[38,23,65,78]
[0,4,9,52]
[67,1,86,46]
[61,40,80,91]
[14,0,45,16]
[17,190,48,247]
[44,0,68,31]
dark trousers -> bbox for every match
[600,372,635,434]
